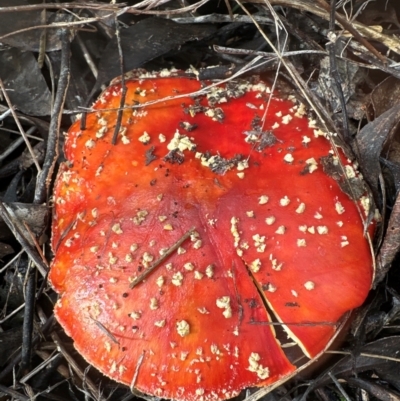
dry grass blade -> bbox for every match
[51,331,108,401]
[247,0,400,55]
[122,0,210,15]
[0,80,41,172]
[0,3,121,13]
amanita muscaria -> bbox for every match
[50,69,376,401]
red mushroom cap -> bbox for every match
[50,70,375,401]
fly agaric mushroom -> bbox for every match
[50,69,375,401]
